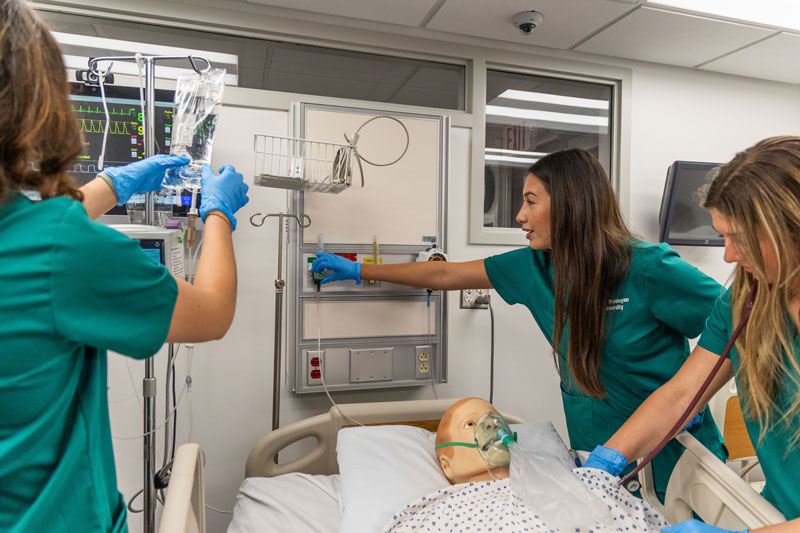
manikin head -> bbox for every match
[434,397,510,484]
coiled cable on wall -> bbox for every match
[345,115,411,187]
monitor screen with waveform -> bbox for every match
[68,82,198,217]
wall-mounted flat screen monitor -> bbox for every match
[68,82,198,217]
[658,161,724,247]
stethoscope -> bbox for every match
[620,280,758,492]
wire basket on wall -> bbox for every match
[253,134,353,193]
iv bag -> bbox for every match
[163,68,226,191]
[508,434,613,530]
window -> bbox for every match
[483,70,613,228]
[38,11,466,111]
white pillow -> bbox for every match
[335,421,571,533]
[336,425,449,533]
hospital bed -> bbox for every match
[160,399,786,533]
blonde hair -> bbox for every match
[703,136,800,450]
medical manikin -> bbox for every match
[434,397,513,484]
[434,398,619,530]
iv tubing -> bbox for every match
[97,67,110,171]
[316,290,364,427]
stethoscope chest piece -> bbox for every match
[623,478,641,493]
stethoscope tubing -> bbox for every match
[619,280,758,488]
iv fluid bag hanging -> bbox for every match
[163,68,226,191]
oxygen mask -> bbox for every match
[474,413,516,467]
[436,412,517,468]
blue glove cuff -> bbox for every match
[354,262,362,284]
[583,445,628,476]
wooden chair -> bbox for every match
[723,396,756,459]
[723,396,763,490]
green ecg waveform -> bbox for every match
[80,119,139,135]
[72,105,138,116]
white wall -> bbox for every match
[72,10,800,533]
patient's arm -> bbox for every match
[605,346,733,462]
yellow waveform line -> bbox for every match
[80,119,140,135]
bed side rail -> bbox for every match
[665,432,785,529]
[245,411,335,478]
[160,443,206,533]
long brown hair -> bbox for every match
[0,0,83,203]
[530,149,633,398]
[703,136,800,449]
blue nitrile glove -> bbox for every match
[100,154,190,205]
[683,413,701,431]
[662,519,747,533]
[582,445,629,476]
[198,164,249,231]
[311,252,361,285]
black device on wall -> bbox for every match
[68,82,199,217]
[658,161,724,247]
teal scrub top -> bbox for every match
[0,194,178,532]
[698,287,800,520]
[484,240,728,502]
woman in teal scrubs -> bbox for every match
[0,3,249,531]
[587,136,800,532]
[312,148,727,502]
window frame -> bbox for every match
[469,61,631,245]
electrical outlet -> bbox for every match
[307,350,324,386]
[415,345,433,379]
[460,288,489,309]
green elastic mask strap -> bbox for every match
[435,441,477,450]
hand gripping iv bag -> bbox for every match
[163,68,226,191]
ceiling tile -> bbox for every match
[575,6,774,67]
[244,0,440,27]
[426,0,635,50]
[700,32,800,84]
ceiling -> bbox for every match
[235,0,800,84]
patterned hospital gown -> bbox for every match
[383,468,669,532]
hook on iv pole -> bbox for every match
[248,211,312,431]
[249,212,312,228]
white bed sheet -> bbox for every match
[227,473,341,533]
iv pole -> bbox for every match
[87,54,211,533]
[250,212,311,431]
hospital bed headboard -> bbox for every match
[665,432,785,529]
[245,399,523,478]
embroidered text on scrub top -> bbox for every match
[607,297,630,311]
